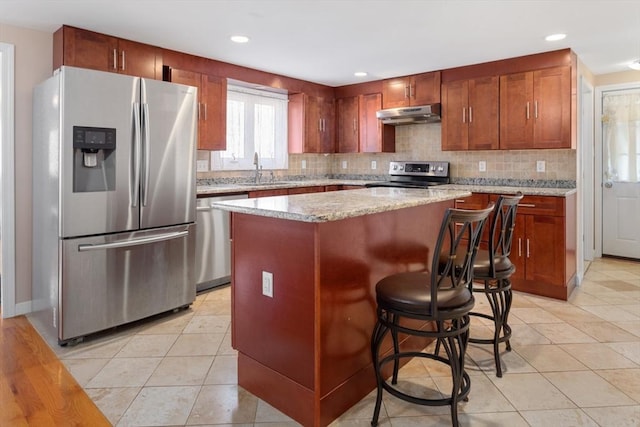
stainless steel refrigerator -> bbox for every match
[32,66,197,345]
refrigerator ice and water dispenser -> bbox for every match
[72,125,116,192]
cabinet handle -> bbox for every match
[518,238,522,257]
[526,102,530,120]
[534,100,538,119]
[462,107,466,124]
[455,199,465,203]
[112,49,117,70]
[469,106,473,123]
[518,203,536,208]
[353,118,357,133]
[203,103,207,121]
[121,50,125,71]
[409,84,415,99]
[197,103,201,120]
[404,85,409,99]
[526,239,530,258]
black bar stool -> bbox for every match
[467,193,522,377]
[370,205,493,427]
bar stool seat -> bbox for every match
[370,205,493,427]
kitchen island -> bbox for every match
[213,187,471,427]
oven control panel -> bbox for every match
[389,161,449,177]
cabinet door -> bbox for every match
[304,96,321,153]
[117,39,161,79]
[533,66,571,149]
[411,72,441,106]
[360,93,395,153]
[382,77,410,109]
[318,97,336,153]
[468,76,499,150]
[511,214,527,281]
[525,214,565,285]
[61,26,119,73]
[200,74,227,151]
[500,72,534,149]
[441,80,469,151]
[336,97,359,153]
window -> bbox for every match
[210,82,288,170]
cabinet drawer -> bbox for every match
[490,194,565,216]
[454,193,490,210]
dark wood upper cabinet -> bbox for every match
[382,71,441,109]
[359,93,395,153]
[53,25,162,80]
[500,66,571,149]
[164,66,227,151]
[336,96,359,153]
[442,76,499,151]
[288,93,335,154]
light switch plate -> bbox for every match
[479,161,486,172]
[301,160,307,169]
[262,271,273,298]
[371,160,377,170]
[536,160,546,172]
[342,160,348,169]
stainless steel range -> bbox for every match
[366,161,450,188]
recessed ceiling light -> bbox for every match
[230,35,250,43]
[545,33,566,42]
[630,60,640,70]
[354,71,368,77]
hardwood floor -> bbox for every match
[0,314,110,426]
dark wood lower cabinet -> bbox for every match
[456,192,576,300]
[230,201,452,426]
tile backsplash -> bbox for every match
[197,123,576,183]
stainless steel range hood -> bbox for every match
[376,104,441,125]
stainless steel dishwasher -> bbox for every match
[196,194,248,292]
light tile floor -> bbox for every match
[42,257,640,426]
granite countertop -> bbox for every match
[438,184,576,197]
[197,179,372,196]
[211,187,472,223]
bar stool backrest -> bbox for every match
[486,193,524,276]
[431,205,493,317]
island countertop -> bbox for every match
[212,187,472,223]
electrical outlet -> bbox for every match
[479,161,486,172]
[342,160,348,169]
[536,160,546,173]
[196,160,209,172]
[262,271,273,298]
[301,160,307,169]
[371,160,377,170]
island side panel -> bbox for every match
[316,200,451,425]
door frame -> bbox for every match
[1,42,16,317]
[594,82,640,258]
[580,76,594,264]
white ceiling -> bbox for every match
[1,0,639,86]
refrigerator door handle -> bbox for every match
[141,103,151,207]
[77,230,189,252]
[132,102,142,207]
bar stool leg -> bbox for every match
[370,316,387,427]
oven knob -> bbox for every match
[392,164,398,170]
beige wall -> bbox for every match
[0,24,52,306]
[595,70,640,87]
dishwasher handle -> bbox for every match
[78,230,188,252]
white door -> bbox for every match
[601,89,640,260]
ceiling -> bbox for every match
[1,0,639,86]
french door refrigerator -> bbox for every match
[32,66,197,344]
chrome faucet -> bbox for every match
[253,152,262,183]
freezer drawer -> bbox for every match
[196,194,248,291]
[59,224,195,342]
